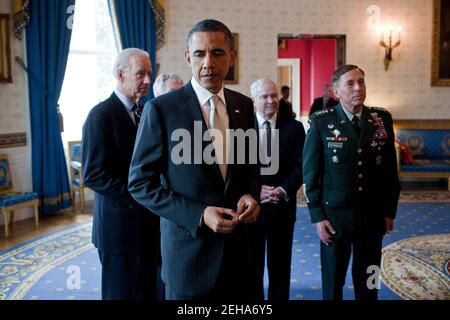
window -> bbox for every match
[59,0,118,146]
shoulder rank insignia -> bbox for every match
[313,108,336,118]
[368,106,391,115]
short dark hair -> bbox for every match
[281,85,290,92]
[331,64,365,86]
[187,19,233,50]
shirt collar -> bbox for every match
[341,104,362,122]
[114,89,135,111]
[256,111,277,129]
[190,77,226,107]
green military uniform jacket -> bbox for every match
[303,103,400,235]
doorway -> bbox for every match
[277,34,346,125]
[277,58,300,120]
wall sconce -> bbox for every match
[379,25,401,71]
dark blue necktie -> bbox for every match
[264,120,272,158]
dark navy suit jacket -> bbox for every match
[258,115,305,217]
[128,82,260,296]
[309,96,339,116]
[82,93,160,257]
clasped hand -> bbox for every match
[260,185,283,204]
[203,194,260,233]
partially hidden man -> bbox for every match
[82,48,161,300]
[303,64,400,300]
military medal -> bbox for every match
[376,155,382,165]
[379,141,385,146]
[332,155,340,163]
[371,140,378,147]
[328,124,335,129]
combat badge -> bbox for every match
[332,155,340,163]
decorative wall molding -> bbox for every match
[0,132,27,148]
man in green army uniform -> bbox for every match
[303,64,400,300]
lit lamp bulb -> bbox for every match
[379,24,402,71]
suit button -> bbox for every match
[358,187,363,191]
[358,174,363,179]
[358,161,363,166]
[357,148,363,154]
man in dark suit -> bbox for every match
[309,84,339,116]
[249,79,305,300]
[82,48,161,300]
[128,19,260,300]
[303,64,400,300]
[279,85,296,119]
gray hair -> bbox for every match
[152,73,184,97]
[250,79,277,98]
[113,48,149,76]
[331,64,365,87]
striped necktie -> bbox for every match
[132,104,142,126]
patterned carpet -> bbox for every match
[0,222,96,300]
[0,192,449,300]
[381,234,450,300]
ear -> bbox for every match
[117,69,125,82]
[332,86,339,99]
[184,50,191,65]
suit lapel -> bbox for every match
[223,89,243,187]
[110,92,138,133]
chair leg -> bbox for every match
[33,201,39,227]
[80,188,85,213]
[2,209,9,238]
[71,187,76,212]
[9,210,14,226]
